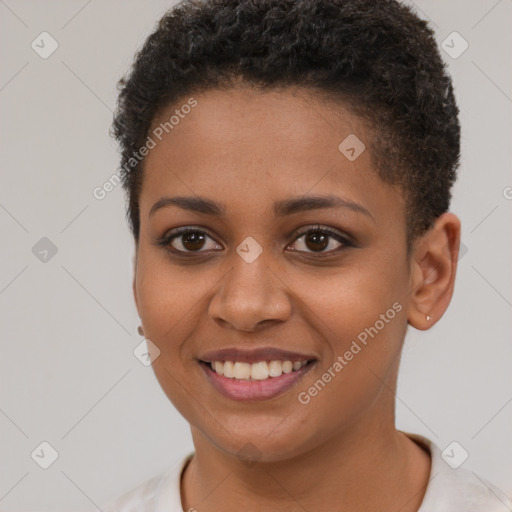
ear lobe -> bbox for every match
[407,212,461,330]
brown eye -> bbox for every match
[179,231,206,251]
[304,231,330,252]
[160,228,222,253]
[289,227,352,254]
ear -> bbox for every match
[407,212,461,330]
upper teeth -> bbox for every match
[211,360,308,380]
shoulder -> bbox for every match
[406,434,512,512]
[101,453,194,512]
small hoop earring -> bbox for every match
[137,325,144,336]
[426,315,432,322]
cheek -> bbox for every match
[291,253,406,342]
[292,254,407,397]
[298,294,406,435]
[135,250,204,347]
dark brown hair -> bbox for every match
[111,0,460,248]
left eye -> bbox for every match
[289,229,349,253]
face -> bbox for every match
[134,86,413,462]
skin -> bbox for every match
[132,86,461,511]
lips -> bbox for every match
[197,346,318,401]
[198,346,316,364]
[199,359,316,401]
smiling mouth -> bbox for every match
[200,359,315,381]
[198,358,317,401]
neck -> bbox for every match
[181,412,431,512]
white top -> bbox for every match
[101,435,512,511]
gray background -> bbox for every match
[0,0,511,509]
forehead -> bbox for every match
[140,86,403,223]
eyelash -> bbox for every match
[154,224,355,257]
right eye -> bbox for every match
[156,227,222,254]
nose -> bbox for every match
[208,250,292,332]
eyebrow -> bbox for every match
[149,194,374,221]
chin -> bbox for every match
[198,419,321,464]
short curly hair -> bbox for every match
[111,0,460,250]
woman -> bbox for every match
[102,0,511,510]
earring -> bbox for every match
[426,315,432,322]
[137,325,144,336]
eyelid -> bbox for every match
[292,224,354,243]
